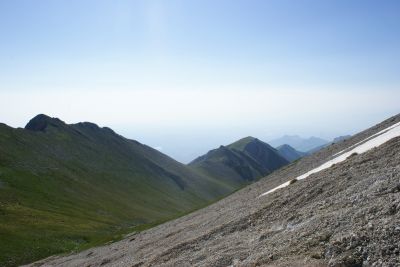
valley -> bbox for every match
[0,115,295,266]
[22,114,400,266]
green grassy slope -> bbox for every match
[0,115,233,266]
[189,137,289,187]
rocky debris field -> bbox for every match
[27,115,400,267]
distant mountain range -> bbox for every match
[189,137,289,186]
[307,134,352,154]
[269,135,329,152]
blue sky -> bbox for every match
[1,0,400,162]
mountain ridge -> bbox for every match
[189,136,289,187]
[269,134,329,152]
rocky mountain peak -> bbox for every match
[25,114,65,132]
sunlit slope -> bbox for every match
[0,114,233,266]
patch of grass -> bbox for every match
[0,118,237,266]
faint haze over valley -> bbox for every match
[1,89,398,162]
[1,0,400,162]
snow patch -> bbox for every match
[332,121,400,157]
[261,181,292,195]
[260,121,400,197]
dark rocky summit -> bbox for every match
[25,114,65,131]
[27,114,400,266]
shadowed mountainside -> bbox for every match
[276,144,307,162]
[189,137,289,187]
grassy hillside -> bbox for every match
[189,137,289,187]
[0,115,234,266]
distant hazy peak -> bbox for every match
[269,135,328,152]
[276,144,293,150]
[25,114,65,131]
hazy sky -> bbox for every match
[1,0,399,162]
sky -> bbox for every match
[0,0,399,163]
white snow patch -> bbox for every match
[261,181,292,195]
[332,121,400,157]
[259,121,400,197]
